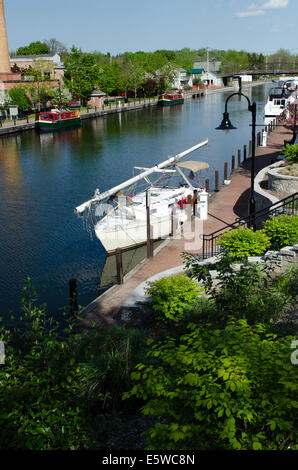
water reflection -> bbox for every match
[0,83,272,322]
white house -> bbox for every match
[239,74,253,82]
[201,71,223,87]
[172,68,193,89]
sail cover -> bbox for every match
[176,161,209,172]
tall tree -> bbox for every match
[16,41,50,56]
[22,60,55,111]
[63,47,101,105]
[8,87,32,112]
[98,63,125,96]
[44,38,68,58]
[122,60,146,98]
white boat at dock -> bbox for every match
[264,86,291,117]
[75,140,209,253]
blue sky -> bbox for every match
[5,0,298,55]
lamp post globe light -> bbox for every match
[216,92,257,228]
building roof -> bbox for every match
[201,71,221,79]
[10,54,60,60]
[91,89,106,96]
[193,61,221,72]
[190,68,204,74]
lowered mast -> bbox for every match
[75,139,208,214]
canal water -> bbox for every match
[0,83,271,322]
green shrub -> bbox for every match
[183,297,218,326]
[78,326,148,411]
[212,261,288,325]
[283,143,298,164]
[263,214,298,250]
[183,254,288,326]
[0,280,92,450]
[146,274,204,326]
[217,227,271,262]
[124,319,297,450]
[273,263,298,302]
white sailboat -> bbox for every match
[75,139,209,253]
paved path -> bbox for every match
[78,122,293,329]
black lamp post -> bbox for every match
[216,92,257,229]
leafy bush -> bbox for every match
[283,143,298,164]
[146,274,204,326]
[78,326,148,411]
[211,261,288,325]
[263,214,298,250]
[0,280,92,450]
[0,279,150,450]
[184,254,288,326]
[217,227,270,262]
[124,319,298,450]
[273,263,298,302]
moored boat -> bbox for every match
[75,140,209,253]
[36,109,81,131]
[264,87,291,117]
[158,91,184,106]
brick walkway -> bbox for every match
[78,123,293,329]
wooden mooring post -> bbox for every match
[249,140,252,156]
[238,149,241,167]
[69,278,78,319]
[205,178,209,192]
[116,248,124,284]
[193,189,198,216]
[215,170,219,192]
[146,190,153,258]
[224,162,228,181]
[231,155,235,172]
[243,144,247,161]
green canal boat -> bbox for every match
[158,92,184,106]
[36,109,81,131]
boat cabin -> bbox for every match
[159,93,183,101]
[37,110,80,122]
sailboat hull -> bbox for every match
[95,212,187,253]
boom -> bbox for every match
[74,139,208,214]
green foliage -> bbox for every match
[98,63,126,96]
[0,279,151,449]
[8,87,31,111]
[0,280,92,449]
[273,263,298,302]
[78,326,148,411]
[124,319,297,450]
[183,254,288,326]
[63,47,101,104]
[221,49,250,73]
[217,227,271,262]
[263,214,298,250]
[16,41,49,56]
[211,260,288,325]
[283,143,298,164]
[146,274,204,326]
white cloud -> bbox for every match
[236,0,288,17]
[236,9,265,16]
[261,0,288,8]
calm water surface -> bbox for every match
[0,83,271,322]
